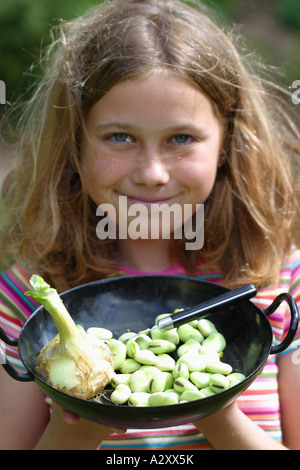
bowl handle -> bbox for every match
[263,293,299,354]
[0,327,34,382]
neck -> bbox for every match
[116,238,174,272]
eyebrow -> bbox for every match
[94,122,140,132]
[94,122,210,136]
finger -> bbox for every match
[112,427,127,434]
[62,408,80,424]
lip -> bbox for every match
[116,192,178,206]
[127,196,173,205]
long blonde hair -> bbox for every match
[1,0,299,290]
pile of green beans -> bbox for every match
[88,313,245,407]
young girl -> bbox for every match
[1,0,300,450]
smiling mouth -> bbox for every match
[118,193,177,206]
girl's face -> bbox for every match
[81,74,223,237]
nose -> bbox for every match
[130,154,170,186]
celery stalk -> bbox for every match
[25,275,78,343]
[25,275,114,399]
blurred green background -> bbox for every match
[0,0,300,271]
[0,0,300,106]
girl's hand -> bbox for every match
[35,402,126,450]
[62,407,125,434]
[193,401,286,450]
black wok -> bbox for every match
[0,275,298,429]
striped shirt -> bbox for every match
[1,251,300,450]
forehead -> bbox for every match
[85,74,222,130]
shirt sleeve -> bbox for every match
[279,250,300,355]
[0,262,37,369]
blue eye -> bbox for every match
[108,133,134,144]
[171,134,193,145]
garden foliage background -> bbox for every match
[1,0,300,105]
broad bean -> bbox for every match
[202,332,226,353]
[87,327,113,341]
[134,349,158,365]
[177,351,207,372]
[160,329,180,345]
[148,339,176,354]
[110,373,131,388]
[209,373,230,393]
[154,313,171,324]
[151,314,179,344]
[181,390,206,401]
[129,370,149,392]
[164,388,181,399]
[177,339,200,357]
[119,358,141,374]
[187,319,199,328]
[110,384,132,404]
[198,345,220,363]
[173,363,189,380]
[177,324,204,343]
[173,377,198,393]
[230,372,246,381]
[206,361,232,375]
[140,365,162,381]
[148,392,179,406]
[189,371,211,389]
[107,338,127,371]
[135,334,152,350]
[126,340,140,358]
[197,319,217,337]
[155,353,175,372]
[128,391,150,407]
[228,372,246,387]
[148,371,173,393]
[118,331,137,342]
[200,386,216,397]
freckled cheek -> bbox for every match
[82,142,121,180]
[81,153,131,203]
[175,162,218,197]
